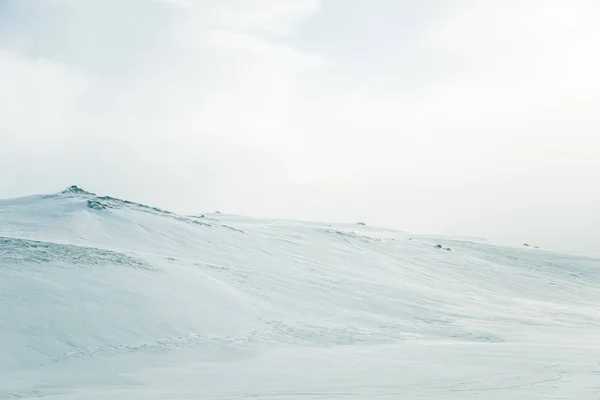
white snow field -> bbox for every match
[1,186,600,399]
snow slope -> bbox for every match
[1,186,599,399]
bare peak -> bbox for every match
[62,185,96,196]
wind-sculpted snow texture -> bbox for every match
[1,187,599,399]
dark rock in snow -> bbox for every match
[87,200,107,210]
[434,244,451,251]
[63,185,96,196]
[356,222,366,226]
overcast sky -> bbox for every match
[1,0,599,252]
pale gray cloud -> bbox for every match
[1,0,599,252]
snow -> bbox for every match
[1,187,599,399]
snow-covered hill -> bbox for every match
[1,186,599,399]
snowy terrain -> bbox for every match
[1,186,599,399]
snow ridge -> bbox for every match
[1,187,599,399]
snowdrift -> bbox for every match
[1,187,599,399]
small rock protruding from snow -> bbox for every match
[523,243,530,247]
[356,222,366,226]
[87,200,107,210]
[62,185,96,196]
